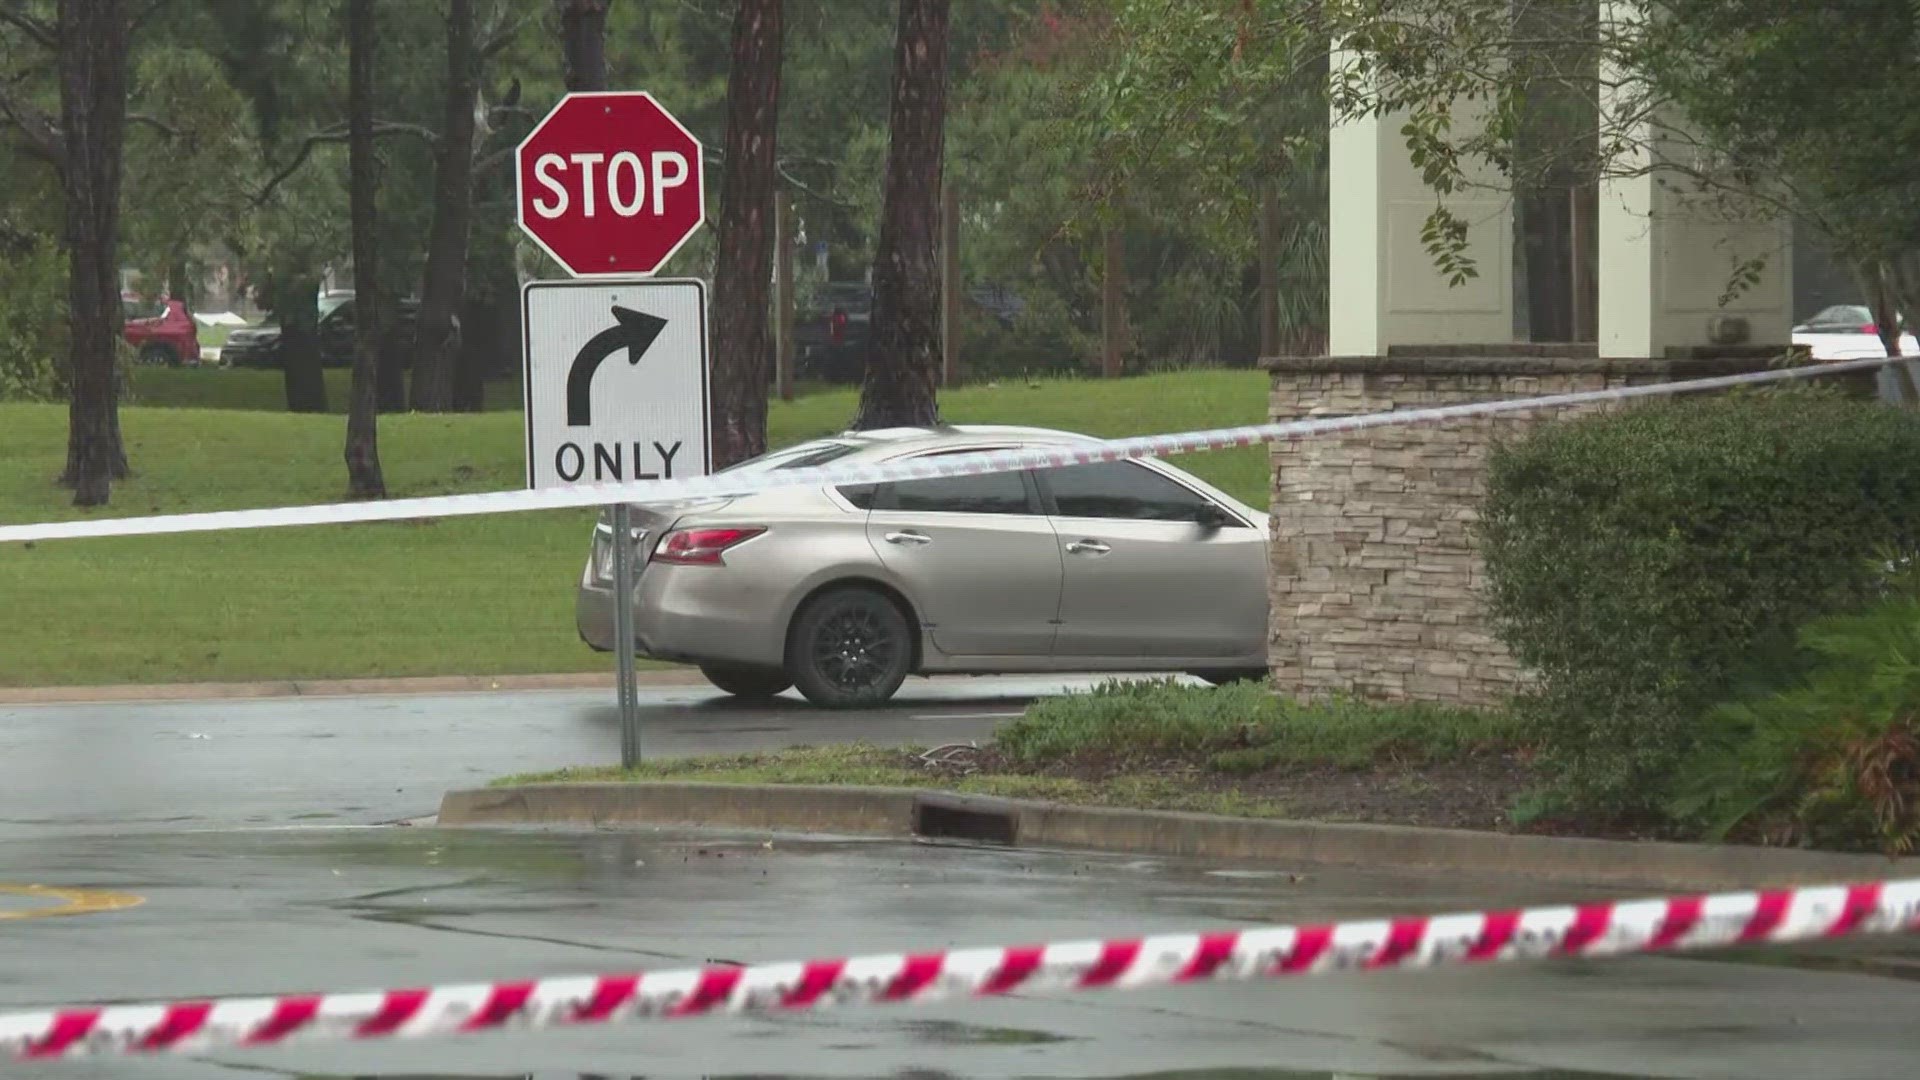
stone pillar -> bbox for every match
[1265,351,1792,707]
[1596,5,1793,359]
[1328,64,1515,356]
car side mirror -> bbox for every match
[1194,503,1230,530]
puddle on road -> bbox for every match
[897,1019,1073,1046]
[1662,931,1920,984]
[345,900,598,927]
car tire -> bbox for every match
[699,663,792,700]
[786,587,913,709]
[1192,669,1269,688]
[138,343,179,367]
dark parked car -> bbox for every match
[224,291,419,369]
[794,281,873,383]
[792,282,1025,383]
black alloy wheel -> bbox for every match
[786,587,913,708]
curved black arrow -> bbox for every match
[567,305,669,426]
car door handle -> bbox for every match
[884,530,932,546]
[1065,539,1111,555]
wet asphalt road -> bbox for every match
[3,679,1920,1079]
[0,675,1097,839]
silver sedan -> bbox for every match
[577,425,1270,707]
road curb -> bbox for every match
[438,782,1917,892]
[441,782,919,838]
[0,669,699,706]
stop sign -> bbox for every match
[516,92,707,277]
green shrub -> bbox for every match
[1672,570,1920,855]
[960,290,1095,381]
[0,234,68,401]
[998,677,1523,771]
[1479,388,1920,822]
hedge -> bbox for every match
[1478,386,1920,822]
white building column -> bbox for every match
[1596,4,1792,359]
[1328,64,1515,356]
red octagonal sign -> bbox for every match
[516,91,706,278]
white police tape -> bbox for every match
[0,356,1894,546]
[4,875,1917,1060]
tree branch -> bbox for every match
[372,119,439,144]
[0,81,62,168]
[0,6,54,49]
[252,128,341,206]
[252,120,440,205]
[778,159,855,210]
[699,142,857,210]
[473,143,514,175]
[478,10,535,58]
[129,0,172,34]
[486,103,538,124]
[127,113,180,138]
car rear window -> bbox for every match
[716,439,862,475]
[838,484,880,509]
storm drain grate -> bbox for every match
[912,796,1019,845]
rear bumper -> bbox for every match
[575,565,789,668]
[223,342,277,367]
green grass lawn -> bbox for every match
[127,368,524,413]
[501,743,1303,820]
[497,681,1533,829]
[0,370,1269,688]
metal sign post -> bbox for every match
[519,279,711,770]
[611,501,640,768]
[516,89,710,771]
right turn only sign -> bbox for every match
[521,278,712,490]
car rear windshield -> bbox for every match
[716,439,863,475]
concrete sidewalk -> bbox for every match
[0,668,701,706]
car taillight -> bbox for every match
[1863,323,1882,334]
[652,526,765,565]
[829,309,848,344]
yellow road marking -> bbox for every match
[0,884,145,921]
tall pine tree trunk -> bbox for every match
[57,0,132,506]
[277,273,329,413]
[345,0,386,499]
[410,0,477,413]
[455,150,517,413]
[709,0,784,469]
[853,0,948,430]
[557,0,609,91]
[452,284,492,412]
[376,313,409,412]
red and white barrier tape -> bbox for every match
[0,356,1897,545]
[5,875,1917,1061]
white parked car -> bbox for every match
[1792,304,1917,359]
[576,425,1273,708]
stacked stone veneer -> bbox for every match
[1266,347,1822,708]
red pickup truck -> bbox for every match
[122,297,203,367]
